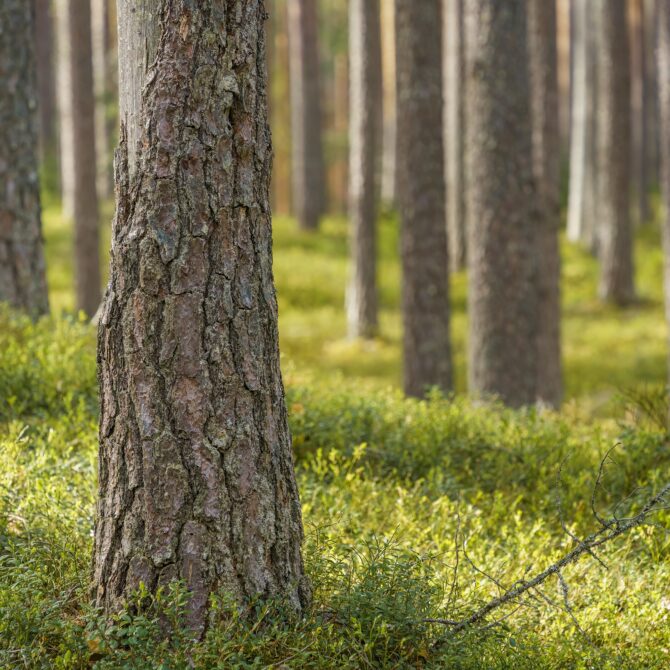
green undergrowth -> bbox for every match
[1,310,669,668]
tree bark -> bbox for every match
[94,0,309,632]
[347,0,381,339]
[0,0,49,316]
[34,0,56,159]
[380,0,396,207]
[443,0,467,272]
[658,0,670,385]
[567,0,599,251]
[528,0,562,407]
[395,0,452,398]
[643,0,660,208]
[465,0,538,408]
[288,0,325,230]
[594,0,635,305]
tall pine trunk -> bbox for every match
[528,0,562,407]
[92,0,112,201]
[657,0,670,384]
[288,0,325,230]
[57,0,101,315]
[395,0,452,397]
[347,0,381,339]
[94,0,309,631]
[567,0,599,251]
[35,0,56,160]
[0,0,49,316]
[380,0,397,207]
[594,0,635,305]
[465,0,538,408]
[443,0,467,272]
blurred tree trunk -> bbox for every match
[657,0,670,384]
[465,1,538,408]
[528,0,562,408]
[347,0,381,339]
[643,0,660,217]
[288,0,325,230]
[92,0,112,201]
[55,0,74,220]
[57,0,101,316]
[395,0,452,397]
[443,0,467,272]
[0,0,49,316]
[594,0,635,305]
[94,0,309,632]
[34,0,56,160]
[380,0,396,207]
[567,0,599,251]
[556,0,571,159]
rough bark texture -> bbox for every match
[94,0,309,632]
[35,0,56,158]
[395,0,452,398]
[659,0,670,385]
[567,0,599,251]
[443,0,467,272]
[0,0,49,316]
[528,0,562,407]
[465,0,538,408]
[594,0,635,305]
[347,0,381,339]
[288,0,324,230]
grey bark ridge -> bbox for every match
[288,0,325,231]
[347,0,382,339]
[94,0,310,633]
[465,0,539,408]
[395,0,452,398]
[0,0,49,316]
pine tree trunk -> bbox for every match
[594,0,635,305]
[380,0,396,207]
[658,0,670,384]
[94,0,309,632]
[443,0,467,272]
[567,0,599,251]
[528,0,562,407]
[395,0,452,398]
[347,0,381,339]
[288,0,325,230]
[35,0,56,159]
[92,0,112,201]
[643,0,660,204]
[0,0,49,316]
[56,0,74,220]
[465,0,538,408]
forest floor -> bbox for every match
[0,200,668,668]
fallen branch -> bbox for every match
[427,479,670,635]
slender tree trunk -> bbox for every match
[92,0,112,201]
[380,0,396,207]
[567,0,599,251]
[0,0,49,316]
[57,0,102,316]
[657,0,670,384]
[465,0,538,408]
[56,0,74,220]
[643,0,660,205]
[395,0,452,398]
[34,0,56,160]
[443,0,467,272]
[94,0,309,632]
[556,0,571,159]
[288,0,325,230]
[594,0,635,305]
[528,0,562,407]
[347,0,381,339]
